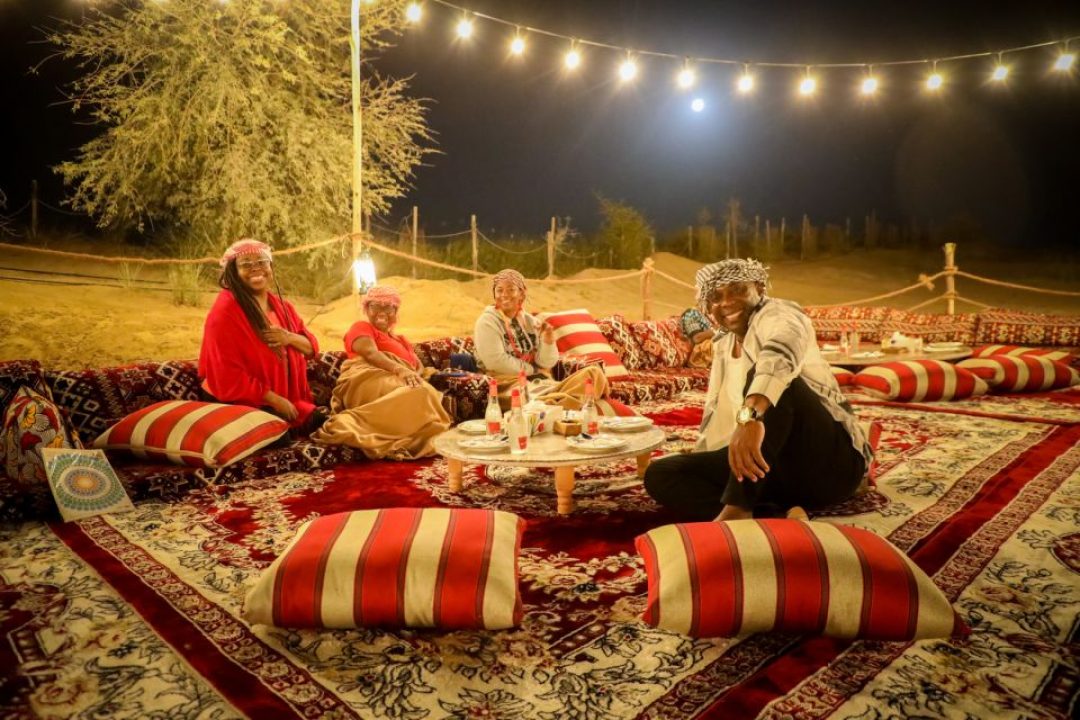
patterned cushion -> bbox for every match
[803,306,890,342]
[243,508,525,630]
[414,337,475,371]
[307,351,346,408]
[545,309,630,379]
[957,356,1080,393]
[830,366,856,387]
[3,386,82,486]
[975,308,1080,347]
[0,359,53,414]
[608,368,709,405]
[42,448,134,522]
[629,318,693,369]
[93,401,289,468]
[596,314,649,371]
[636,519,968,640]
[853,360,988,402]
[970,344,1077,366]
[881,309,978,345]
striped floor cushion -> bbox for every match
[636,519,967,640]
[970,344,1077,366]
[957,355,1080,393]
[830,366,856,386]
[93,400,289,468]
[853,360,988,401]
[545,309,630,380]
[243,508,524,630]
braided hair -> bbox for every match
[219,260,280,355]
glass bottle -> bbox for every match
[839,327,851,356]
[517,368,530,405]
[484,379,502,437]
[508,389,529,455]
[580,377,600,436]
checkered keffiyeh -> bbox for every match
[492,268,527,298]
[362,285,402,309]
[695,259,770,307]
[220,238,272,268]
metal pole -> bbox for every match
[350,0,364,298]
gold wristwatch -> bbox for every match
[736,405,761,425]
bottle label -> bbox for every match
[587,420,599,435]
[487,421,501,434]
[516,435,528,450]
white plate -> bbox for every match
[457,419,491,435]
[601,416,654,432]
[851,351,885,359]
[565,435,629,453]
[926,342,966,352]
[458,437,509,453]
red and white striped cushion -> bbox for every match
[971,344,1077,366]
[545,309,630,379]
[243,508,524,630]
[93,400,288,468]
[830,366,855,386]
[957,356,1080,393]
[853,360,988,401]
[636,519,967,640]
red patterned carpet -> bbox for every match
[2,391,1079,719]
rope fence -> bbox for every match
[0,234,1074,320]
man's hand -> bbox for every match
[728,420,769,482]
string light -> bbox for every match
[861,66,878,95]
[564,42,582,71]
[455,13,474,39]
[618,54,638,82]
[509,30,526,56]
[926,61,943,91]
[676,59,696,89]
[799,67,816,96]
[405,2,422,24]
[691,97,705,112]
[991,54,1009,81]
[1054,43,1076,71]
[737,65,755,94]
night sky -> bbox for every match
[3,0,1079,246]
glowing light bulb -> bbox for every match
[619,58,638,82]
[799,76,816,95]
[510,35,526,56]
[456,17,473,39]
[1054,52,1076,71]
[991,64,1009,81]
[691,98,705,112]
[737,73,754,93]
[677,67,695,89]
[926,72,943,90]
[861,76,878,94]
[564,48,581,70]
[405,3,422,23]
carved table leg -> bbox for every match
[636,452,652,479]
[554,466,576,515]
[447,458,464,492]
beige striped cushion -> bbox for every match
[958,356,1080,392]
[243,508,524,630]
[636,519,966,640]
[545,309,630,379]
[853,360,988,401]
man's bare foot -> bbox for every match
[786,506,809,521]
[715,505,753,522]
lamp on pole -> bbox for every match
[349,0,377,297]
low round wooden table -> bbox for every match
[824,343,973,367]
[434,427,666,515]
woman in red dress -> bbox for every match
[198,239,320,430]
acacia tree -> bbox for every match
[46,0,432,256]
[596,195,654,269]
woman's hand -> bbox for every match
[264,391,299,421]
[539,321,555,345]
[262,327,293,348]
[395,365,423,388]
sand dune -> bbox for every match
[1,245,1076,370]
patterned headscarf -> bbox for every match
[695,258,770,308]
[491,269,527,299]
[220,238,272,268]
[362,285,402,311]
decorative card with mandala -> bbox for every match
[41,448,134,522]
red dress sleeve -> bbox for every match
[344,321,377,358]
[199,292,269,406]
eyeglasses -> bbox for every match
[237,259,271,271]
[366,302,398,314]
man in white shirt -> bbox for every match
[643,259,873,521]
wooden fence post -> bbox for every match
[471,214,478,273]
[800,214,809,260]
[754,215,760,251]
[547,216,556,278]
[641,257,655,320]
[411,206,418,278]
[943,242,957,316]
[780,217,786,256]
[765,219,772,257]
[687,225,694,258]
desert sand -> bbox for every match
[1,242,1077,370]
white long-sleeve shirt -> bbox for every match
[473,306,558,377]
[696,297,873,470]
